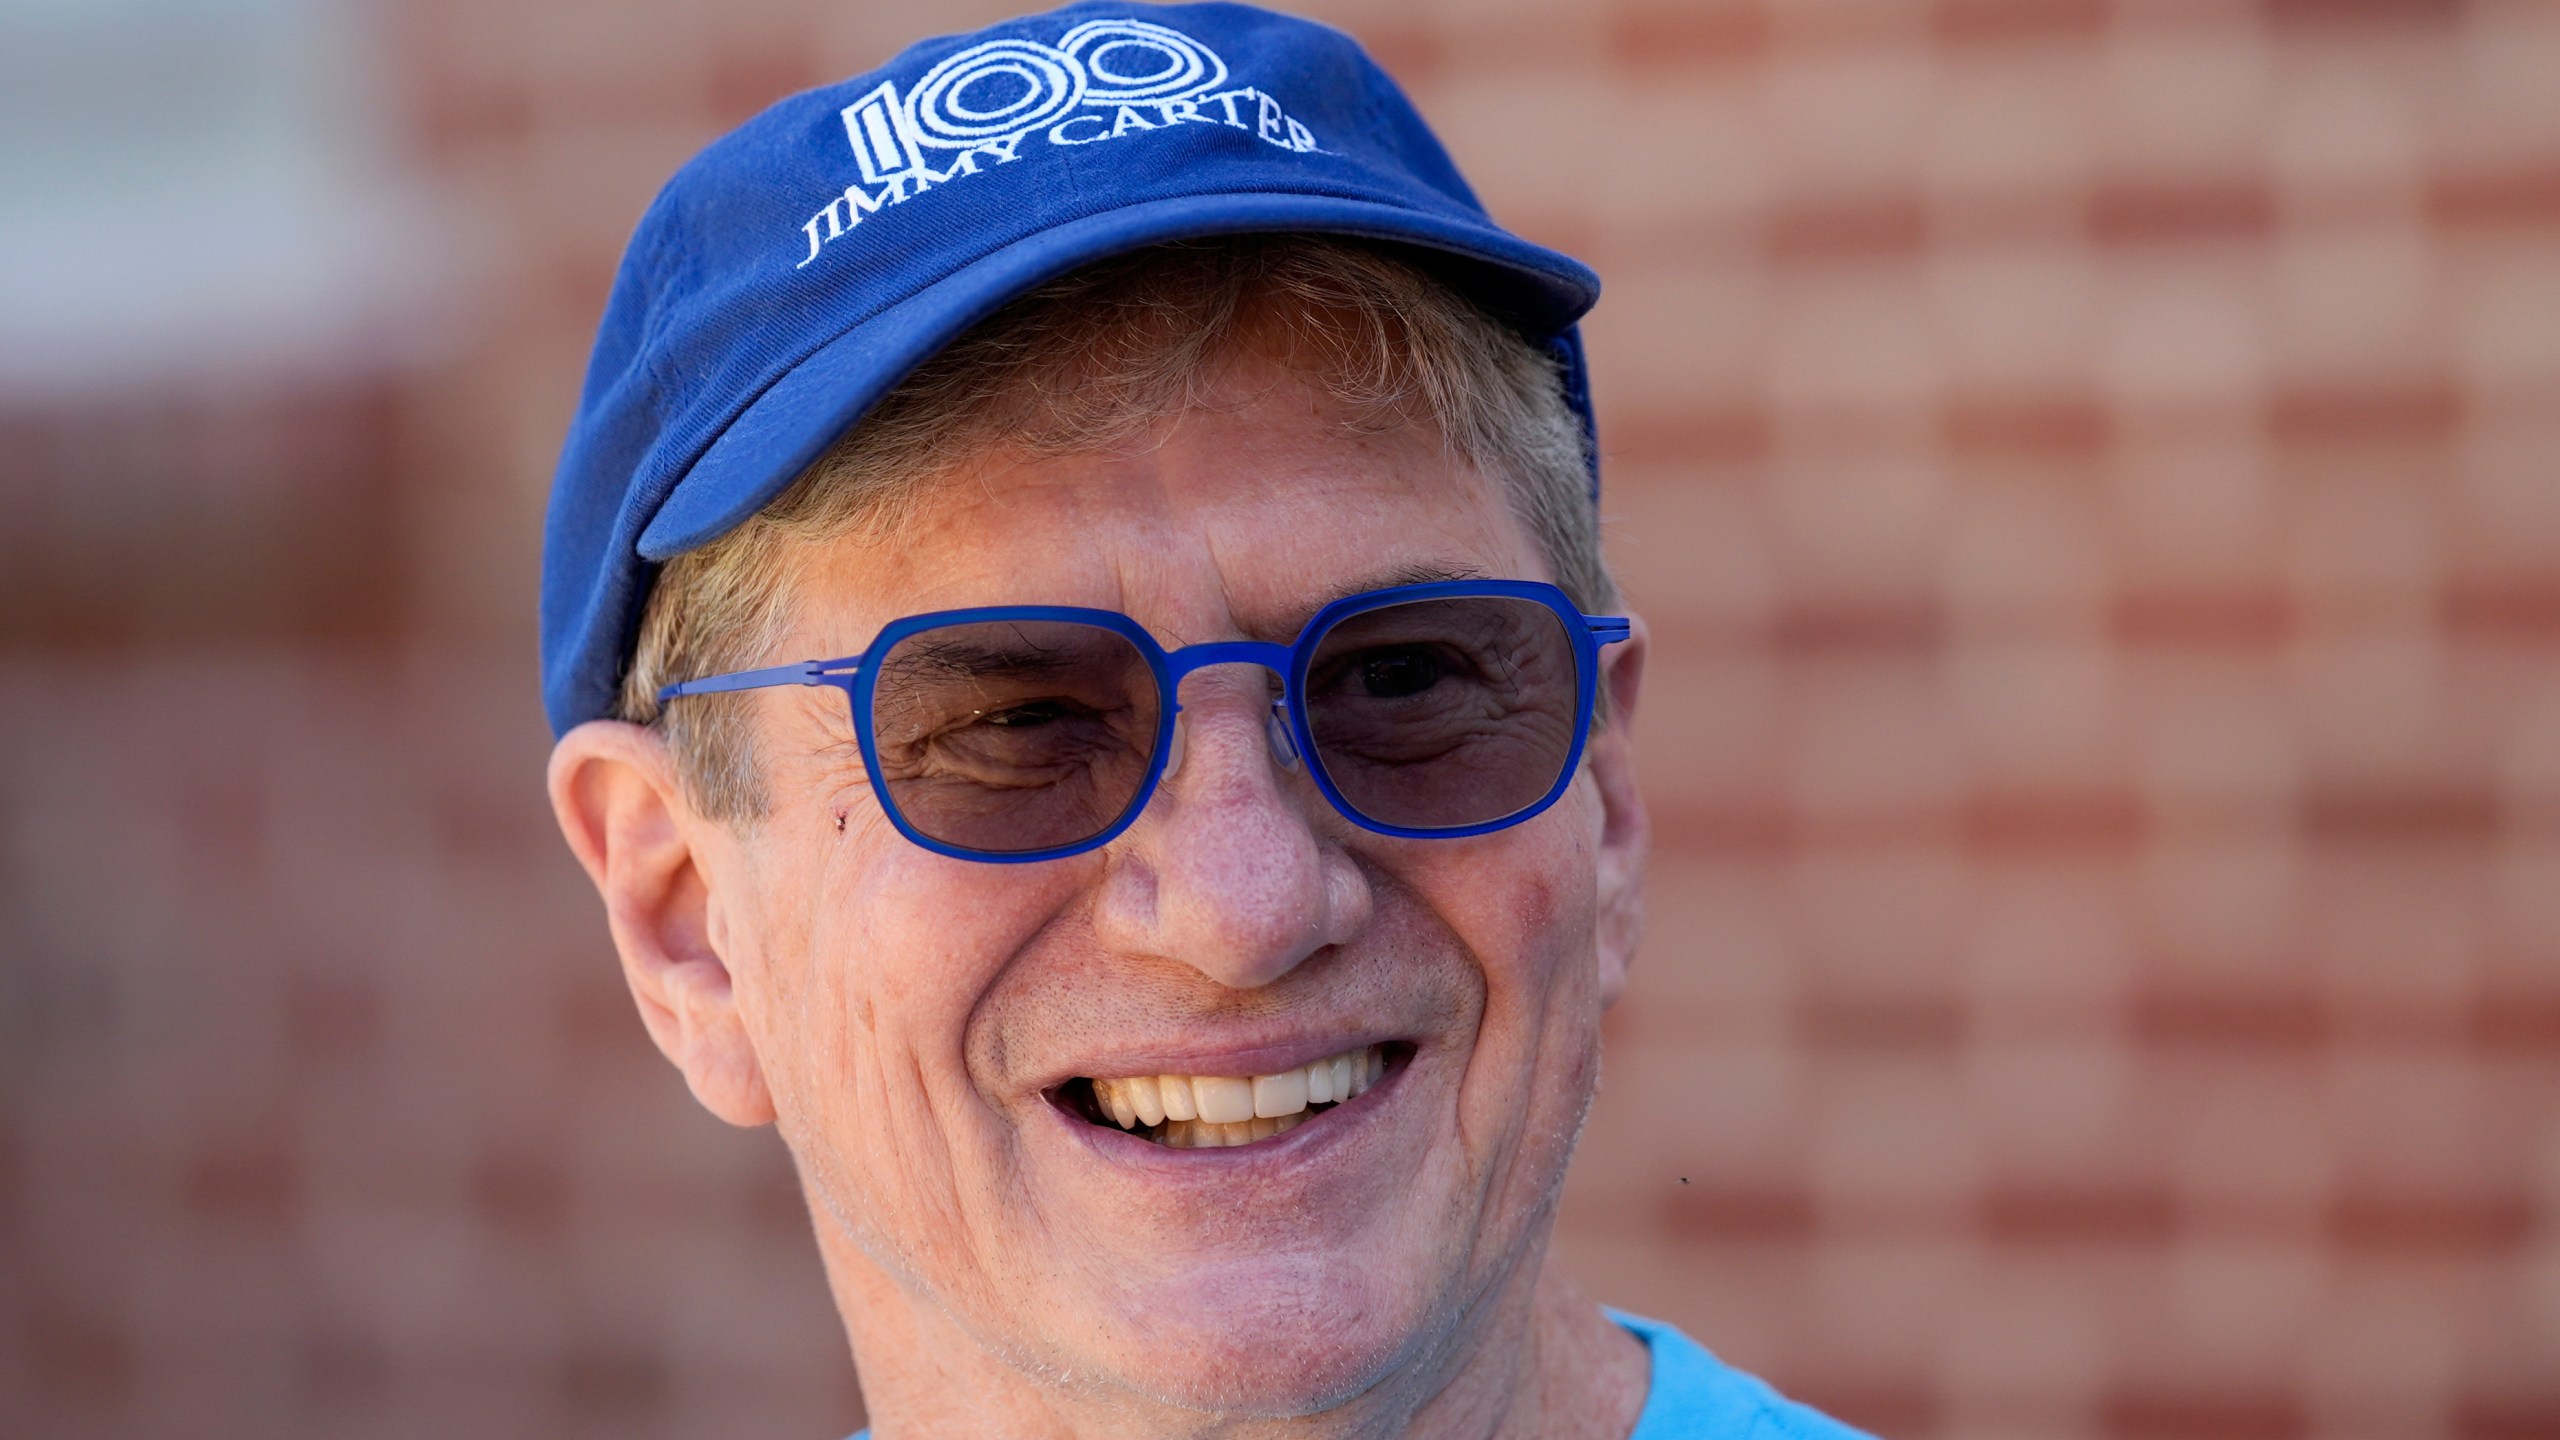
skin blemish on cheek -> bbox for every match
[1513,874,1558,937]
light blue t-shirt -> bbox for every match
[1612,1309,1875,1439]
[847,1310,1873,1438]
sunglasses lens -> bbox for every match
[868,620,1159,855]
[1301,595,1582,831]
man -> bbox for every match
[541,4,1870,1436]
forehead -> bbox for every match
[780,360,1546,647]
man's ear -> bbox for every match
[1588,617,1649,1009]
[548,720,777,1127]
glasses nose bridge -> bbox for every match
[1158,638,1301,777]
[1161,638,1296,703]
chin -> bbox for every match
[1066,1247,1440,1417]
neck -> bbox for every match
[818,1233,1649,1440]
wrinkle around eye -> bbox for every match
[811,737,877,792]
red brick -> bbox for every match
[7,0,2558,1435]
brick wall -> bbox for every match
[3,1,2553,1437]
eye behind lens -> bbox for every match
[1357,646,1443,698]
[870,618,1162,855]
[1303,595,1582,832]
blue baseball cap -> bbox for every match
[541,0,1602,736]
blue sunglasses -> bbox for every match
[659,579,1630,863]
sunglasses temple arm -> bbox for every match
[1584,617,1632,647]
[656,658,863,704]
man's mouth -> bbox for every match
[1061,1043,1396,1148]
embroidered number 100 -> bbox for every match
[796,18,1322,268]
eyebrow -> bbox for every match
[878,628,1123,680]
[1327,559,1484,609]
[1356,561,1489,594]
[1245,561,1482,636]
[845,563,1502,666]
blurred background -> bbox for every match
[3,0,2556,1436]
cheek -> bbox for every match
[1418,826,1605,1224]
[1435,807,1603,998]
[749,845,1097,1268]
[1447,814,1608,1087]
[1511,868,1560,940]
[743,834,1082,1125]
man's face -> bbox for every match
[686,351,1645,1414]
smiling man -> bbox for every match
[541,5,1867,1438]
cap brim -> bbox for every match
[637,191,1598,560]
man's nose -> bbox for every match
[1089,671,1372,990]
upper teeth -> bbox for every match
[1090,1044,1385,1147]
